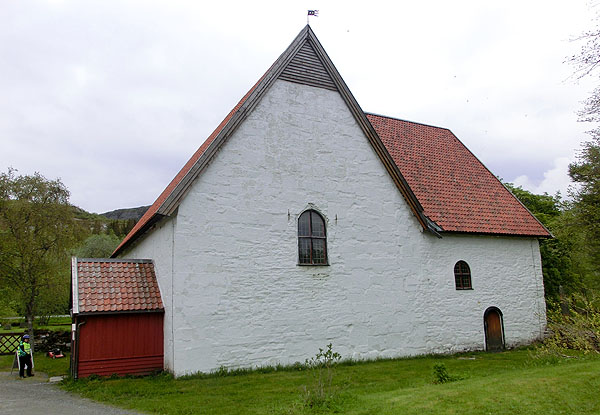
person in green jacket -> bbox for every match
[17,334,33,378]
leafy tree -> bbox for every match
[568,139,600,289]
[74,233,121,258]
[107,219,136,238]
[0,286,19,317]
[567,21,600,291]
[504,183,579,299]
[0,169,83,350]
[504,184,562,225]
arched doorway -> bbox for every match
[484,307,504,352]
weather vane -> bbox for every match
[307,10,318,25]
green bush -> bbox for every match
[302,343,342,408]
[536,294,600,357]
[432,363,460,384]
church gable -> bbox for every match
[279,41,338,91]
[114,25,549,258]
[175,77,418,268]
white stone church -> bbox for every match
[110,26,550,376]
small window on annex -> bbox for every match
[298,210,328,265]
[454,260,472,290]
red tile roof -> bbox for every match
[73,258,163,314]
[368,113,550,236]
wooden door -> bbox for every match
[485,308,504,352]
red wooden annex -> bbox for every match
[70,257,164,379]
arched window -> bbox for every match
[454,260,472,290]
[298,210,327,265]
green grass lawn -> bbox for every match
[56,349,600,415]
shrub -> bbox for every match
[536,294,600,357]
[432,363,460,384]
[302,343,342,408]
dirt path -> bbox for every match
[0,371,144,414]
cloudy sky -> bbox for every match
[1,0,598,213]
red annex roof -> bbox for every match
[72,258,164,314]
[368,114,550,236]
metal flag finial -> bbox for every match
[307,10,319,25]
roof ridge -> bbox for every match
[365,112,451,132]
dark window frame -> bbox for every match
[454,260,472,290]
[298,210,328,266]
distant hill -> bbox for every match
[100,205,150,221]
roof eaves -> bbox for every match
[76,308,165,317]
[440,229,553,239]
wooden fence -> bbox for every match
[0,333,22,355]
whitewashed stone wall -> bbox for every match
[125,79,546,376]
[123,216,176,372]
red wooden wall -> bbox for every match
[76,312,163,378]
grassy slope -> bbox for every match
[57,349,600,415]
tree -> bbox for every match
[0,285,19,317]
[567,21,600,290]
[0,169,83,350]
[568,139,600,289]
[107,219,136,238]
[504,183,580,299]
[74,233,121,258]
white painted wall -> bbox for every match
[126,79,546,376]
[123,215,176,372]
